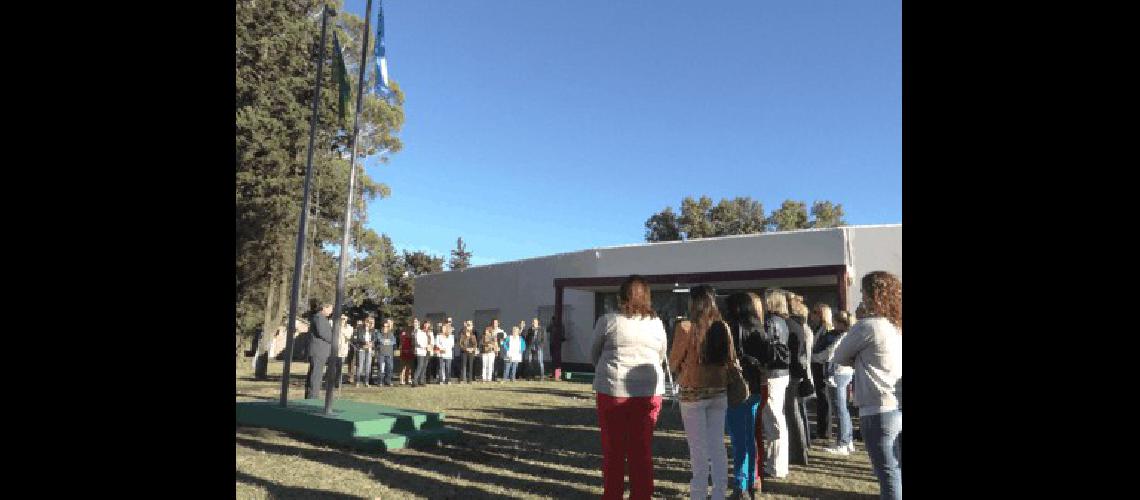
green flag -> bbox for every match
[332,33,351,125]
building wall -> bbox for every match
[414,225,900,365]
[843,225,903,314]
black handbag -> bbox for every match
[723,321,751,406]
[797,377,816,398]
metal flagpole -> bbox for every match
[279,5,334,407]
[326,0,373,415]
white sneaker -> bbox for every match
[847,442,856,453]
[824,445,850,456]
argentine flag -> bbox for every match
[373,1,391,97]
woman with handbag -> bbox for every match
[668,285,735,500]
[761,289,793,478]
[591,275,668,500]
[722,292,768,499]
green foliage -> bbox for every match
[646,195,846,241]
[449,237,473,270]
[647,195,765,241]
[679,196,716,239]
[711,197,766,236]
[767,199,810,232]
[644,206,682,242]
[236,0,404,340]
[380,250,444,329]
[810,200,847,228]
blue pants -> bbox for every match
[503,361,519,381]
[862,409,902,500]
[830,373,854,447]
[376,354,394,385]
[354,349,372,383]
[725,394,761,491]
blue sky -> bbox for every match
[340,0,901,267]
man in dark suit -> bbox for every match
[306,302,334,399]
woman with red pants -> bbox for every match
[590,275,668,500]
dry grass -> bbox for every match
[236,360,880,499]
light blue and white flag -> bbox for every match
[373,1,391,97]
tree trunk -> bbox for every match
[271,267,289,358]
[253,271,277,379]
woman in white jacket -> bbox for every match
[412,320,432,387]
[436,325,455,384]
[832,272,902,500]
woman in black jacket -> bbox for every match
[722,293,768,499]
[784,296,813,466]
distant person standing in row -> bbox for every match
[398,320,416,384]
[481,325,499,382]
[458,320,479,383]
[305,302,334,399]
[832,272,903,500]
[335,315,351,389]
[437,322,455,384]
[490,319,506,381]
[502,326,525,382]
[525,317,546,380]
[413,320,432,386]
[374,319,396,386]
[353,316,374,387]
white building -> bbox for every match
[414,224,900,372]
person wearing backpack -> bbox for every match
[761,289,793,478]
[722,292,769,499]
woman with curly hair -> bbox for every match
[833,271,902,500]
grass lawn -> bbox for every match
[237,360,880,499]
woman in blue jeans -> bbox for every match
[722,292,769,499]
[824,310,856,455]
[832,271,902,500]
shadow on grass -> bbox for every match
[486,385,595,399]
[762,479,879,499]
[235,392,277,401]
[237,398,875,499]
[236,429,598,498]
[235,470,361,499]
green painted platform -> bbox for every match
[236,398,460,451]
[561,371,595,383]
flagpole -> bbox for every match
[326,0,373,415]
[279,4,334,408]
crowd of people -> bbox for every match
[302,307,555,396]
[294,271,901,499]
[590,273,902,500]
